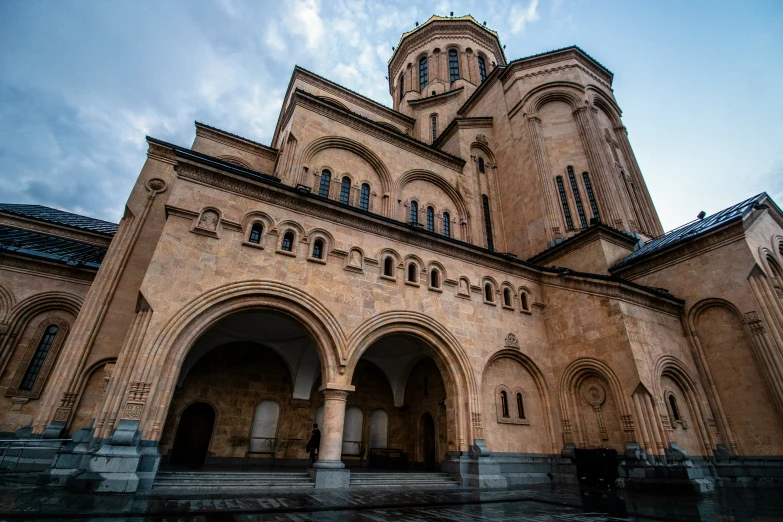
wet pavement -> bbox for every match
[0,477,782,521]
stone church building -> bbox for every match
[1,15,782,492]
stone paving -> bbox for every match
[0,478,782,521]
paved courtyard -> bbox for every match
[0,477,782,522]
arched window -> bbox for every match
[339,176,351,205]
[478,55,487,83]
[281,231,294,252]
[319,170,331,198]
[409,200,418,225]
[383,257,394,277]
[556,176,574,230]
[431,115,438,142]
[478,157,485,173]
[399,73,405,101]
[312,238,324,259]
[426,206,435,232]
[500,390,509,418]
[567,166,587,228]
[408,263,417,283]
[19,324,59,391]
[442,212,451,238]
[419,56,428,91]
[430,269,440,288]
[448,49,460,82]
[503,288,512,307]
[582,172,600,219]
[359,183,370,211]
[342,407,363,455]
[250,400,280,453]
[370,410,388,449]
[668,394,681,421]
[517,393,525,419]
[482,194,494,251]
[520,292,529,311]
[248,223,262,244]
[484,283,494,302]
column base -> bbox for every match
[308,467,350,488]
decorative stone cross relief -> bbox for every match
[504,333,520,349]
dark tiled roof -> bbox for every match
[0,226,108,269]
[611,193,767,270]
[0,204,118,236]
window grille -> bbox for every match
[482,194,494,251]
[19,325,59,391]
[426,207,434,232]
[478,55,487,82]
[409,201,418,225]
[339,177,351,205]
[582,172,600,218]
[319,170,331,198]
[556,176,574,230]
[359,183,370,211]
[312,239,323,259]
[448,49,460,82]
[248,223,262,244]
[442,212,451,237]
[281,231,294,252]
[419,57,428,91]
[567,166,587,228]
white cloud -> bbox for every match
[510,0,540,34]
[285,0,325,50]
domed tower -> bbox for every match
[388,15,506,145]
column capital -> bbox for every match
[319,383,355,399]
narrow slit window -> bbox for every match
[408,263,417,283]
[448,49,460,82]
[517,393,525,419]
[430,269,439,288]
[312,239,324,259]
[669,394,681,421]
[442,212,451,238]
[383,257,394,277]
[426,207,435,232]
[503,288,512,307]
[419,57,428,91]
[281,231,294,252]
[484,283,494,302]
[500,390,509,418]
[359,183,370,211]
[567,166,587,228]
[520,292,529,311]
[478,55,487,83]
[248,223,262,244]
[583,172,600,219]
[556,176,574,230]
[318,170,331,198]
[19,325,59,391]
[339,177,351,205]
[482,194,494,251]
[399,73,405,101]
[409,201,418,225]
[478,157,485,173]
[431,115,437,142]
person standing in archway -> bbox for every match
[306,423,320,466]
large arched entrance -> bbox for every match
[159,310,325,469]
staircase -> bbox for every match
[349,471,459,488]
[153,471,315,491]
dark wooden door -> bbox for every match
[170,402,215,468]
[422,412,436,470]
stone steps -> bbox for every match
[349,472,459,488]
[153,471,315,490]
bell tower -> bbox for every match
[387,15,506,145]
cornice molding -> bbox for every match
[0,215,112,247]
[407,87,464,109]
[501,48,613,86]
[173,159,683,316]
[291,90,466,172]
[195,123,278,161]
[435,117,493,148]
[529,226,637,266]
[0,253,97,284]
[503,63,613,94]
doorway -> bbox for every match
[422,412,436,470]
[169,402,215,468]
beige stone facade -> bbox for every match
[1,15,782,492]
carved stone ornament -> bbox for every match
[584,384,606,407]
[459,279,469,295]
[52,407,71,422]
[145,177,168,194]
[191,208,222,238]
[121,402,144,421]
[504,333,520,349]
[348,249,363,268]
[476,134,488,144]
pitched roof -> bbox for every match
[0,203,118,236]
[0,226,108,269]
[391,15,505,64]
[610,193,767,271]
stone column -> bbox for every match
[614,124,663,236]
[525,115,563,243]
[311,385,353,488]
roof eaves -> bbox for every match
[195,121,277,153]
[504,45,614,81]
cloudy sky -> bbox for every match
[0,0,781,231]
